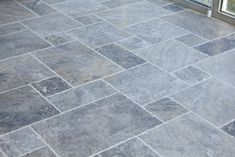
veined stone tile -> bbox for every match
[105,63,187,105]
[32,94,161,157]
[117,37,151,51]
[171,78,235,126]
[44,32,74,45]
[75,15,103,25]
[222,120,235,138]
[22,147,56,157]
[48,80,117,111]
[176,33,207,47]
[0,23,26,36]
[140,113,235,157]
[101,0,142,8]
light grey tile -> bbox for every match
[146,0,172,6]
[173,66,210,85]
[101,0,142,8]
[145,97,188,122]
[32,76,71,97]
[22,0,57,16]
[75,15,103,25]
[163,10,235,40]
[135,40,207,72]
[44,32,74,45]
[22,147,56,157]
[97,138,159,157]
[68,21,130,48]
[195,33,235,56]
[117,37,151,51]
[176,33,207,47]
[0,0,35,25]
[95,43,145,69]
[42,0,67,4]
[105,63,187,105]
[124,19,186,44]
[222,120,235,138]
[0,55,54,92]
[171,78,235,126]
[32,93,161,157]
[0,23,26,36]
[22,13,81,37]
[0,86,59,134]
[162,3,184,12]
[195,50,235,87]
[48,80,117,111]
[0,128,44,157]
[140,113,235,157]
[0,30,50,60]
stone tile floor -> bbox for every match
[0,0,235,156]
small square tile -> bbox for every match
[176,33,207,47]
[44,32,74,45]
[0,23,26,36]
[0,128,44,157]
[162,4,184,12]
[222,120,235,138]
[32,76,71,97]
[22,147,56,157]
[117,37,150,51]
[75,15,103,25]
[145,97,188,122]
[96,43,145,69]
[101,0,142,8]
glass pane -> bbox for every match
[221,0,235,15]
[191,0,211,6]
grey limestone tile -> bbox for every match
[140,113,235,157]
[124,18,186,44]
[162,3,184,12]
[171,78,235,126]
[0,128,44,157]
[0,151,4,157]
[0,30,50,60]
[163,10,235,40]
[32,93,161,157]
[22,147,56,157]
[22,0,57,16]
[146,0,172,6]
[116,37,151,51]
[173,66,210,85]
[68,21,131,48]
[135,40,208,72]
[32,76,71,97]
[101,0,143,8]
[195,49,235,87]
[48,80,117,111]
[41,0,67,4]
[105,63,187,105]
[95,43,145,69]
[96,138,159,157]
[0,55,54,92]
[195,33,235,56]
[176,33,207,47]
[222,120,235,138]
[44,32,74,45]
[22,13,82,37]
[0,23,26,36]
[0,85,59,135]
[75,14,103,25]
[0,0,35,25]
[145,97,188,122]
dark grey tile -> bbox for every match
[0,0,35,25]
[171,78,235,126]
[44,32,74,45]
[0,55,54,92]
[173,66,210,85]
[162,3,184,12]
[0,30,50,60]
[0,128,44,157]
[0,86,59,134]
[105,63,187,105]
[117,37,151,51]
[22,0,57,16]
[34,41,122,86]
[69,21,130,48]
[222,120,235,138]
[48,80,117,111]
[145,97,188,122]
[140,113,235,157]
[32,94,161,157]
[22,13,81,37]
[75,15,103,25]
[0,23,26,36]
[176,33,207,47]
[163,10,235,40]
[97,138,159,157]
[96,43,145,69]
[22,147,56,157]
[195,33,235,56]
[135,40,207,72]
[101,0,142,8]
[32,76,71,97]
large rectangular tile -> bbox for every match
[140,113,235,157]
[0,30,50,60]
[163,10,235,40]
[69,21,130,48]
[22,147,56,157]
[117,37,151,51]
[0,23,26,36]
[0,86,59,135]
[32,93,161,157]
[176,33,207,47]
[0,55,54,92]
[101,0,142,8]
[171,78,235,126]
[105,63,187,105]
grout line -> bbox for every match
[220,119,235,128]
[0,148,8,157]
[14,0,40,17]
[18,145,46,157]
